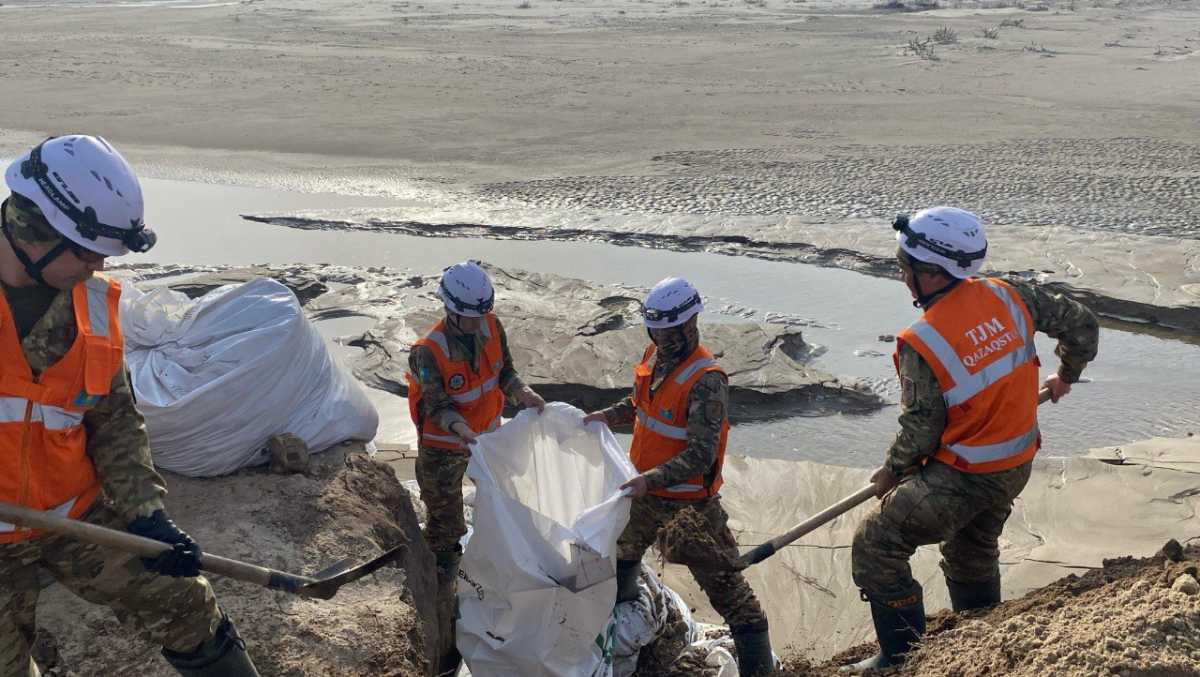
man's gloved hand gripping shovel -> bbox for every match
[737,385,1067,570]
[0,501,402,600]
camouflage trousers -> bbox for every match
[619,495,767,630]
[0,502,222,677]
[852,459,1034,598]
[415,446,471,555]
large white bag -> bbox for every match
[458,403,637,677]
[121,277,379,477]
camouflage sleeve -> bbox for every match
[495,319,527,399]
[643,371,726,490]
[884,344,946,475]
[1003,278,1100,383]
[84,365,167,520]
[408,345,468,432]
[600,394,637,427]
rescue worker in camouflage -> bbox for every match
[584,277,774,677]
[842,207,1099,673]
[405,260,545,675]
[0,136,259,677]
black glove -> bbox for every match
[126,510,203,578]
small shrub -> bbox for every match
[980,25,1000,38]
[932,25,958,43]
[907,36,940,59]
[516,0,531,7]
[999,16,1025,27]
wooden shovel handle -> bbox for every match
[0,501,314,593]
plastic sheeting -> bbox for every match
[121,278,379,477]
[457,403,637,677]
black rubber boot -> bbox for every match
[840,586,925,673]
[615,559,642,604]
[162,615,260,677]
[732,621,775,676]
[434,550,463,677]
[946,576,1001,613]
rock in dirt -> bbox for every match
[33,443,439,677]
[1171,573,1199,596]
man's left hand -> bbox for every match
[517,386,546,413]
[1043,374,1072,403]
[620,475,649,498]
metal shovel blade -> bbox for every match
[296,544,407,600]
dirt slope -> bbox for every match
[776,541,1200,677]
[32,445,437,677]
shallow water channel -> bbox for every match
[136,178,1200,467]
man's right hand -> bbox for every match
[582,411,609,427]
[450,421,477,445]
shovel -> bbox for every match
[0,500,403,600]
[737,386,1061,569]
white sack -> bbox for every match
[457,403,637,677]
[612,568,699,677]
[121,278,379,477]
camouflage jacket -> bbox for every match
[886,276,1100,474]
[3,281,167,520]
[601,353,728,492]
[408,317,526,435]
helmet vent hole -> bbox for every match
[90,170,102,182]
[103,177,113,191]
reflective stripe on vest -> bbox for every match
[635,408,688,440]
[0,496,77,533]
[673,358,718,385]
[449,373,501,404]
[947,425,1041,465]
[83,276,113,339]
[910,280,1037,408]
[0,397,85,430]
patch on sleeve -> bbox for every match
[703,399,726,424]
[900,376,915,407]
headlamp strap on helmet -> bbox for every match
[642,292,701,323]
[892,213,986,271]
[439,278,495,315]
[20,139,156,253]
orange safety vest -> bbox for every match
[0,275,124,543]
[895,277,1041,474]
[406,314,505,451]
[629,344,729,500]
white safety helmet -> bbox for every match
[642,277,703,329]
[894,206,987,279]
[5,135,154,257]
[439,260,495,317]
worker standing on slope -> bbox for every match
[585,277,774,677]
[842,206,1100,672]
[0,136,259,677]
[406,260,545,674]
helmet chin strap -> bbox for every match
[1,199,69,288]
[912,274,961,309]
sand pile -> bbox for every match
[774,540,1200,676]
[33,444,438,677]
